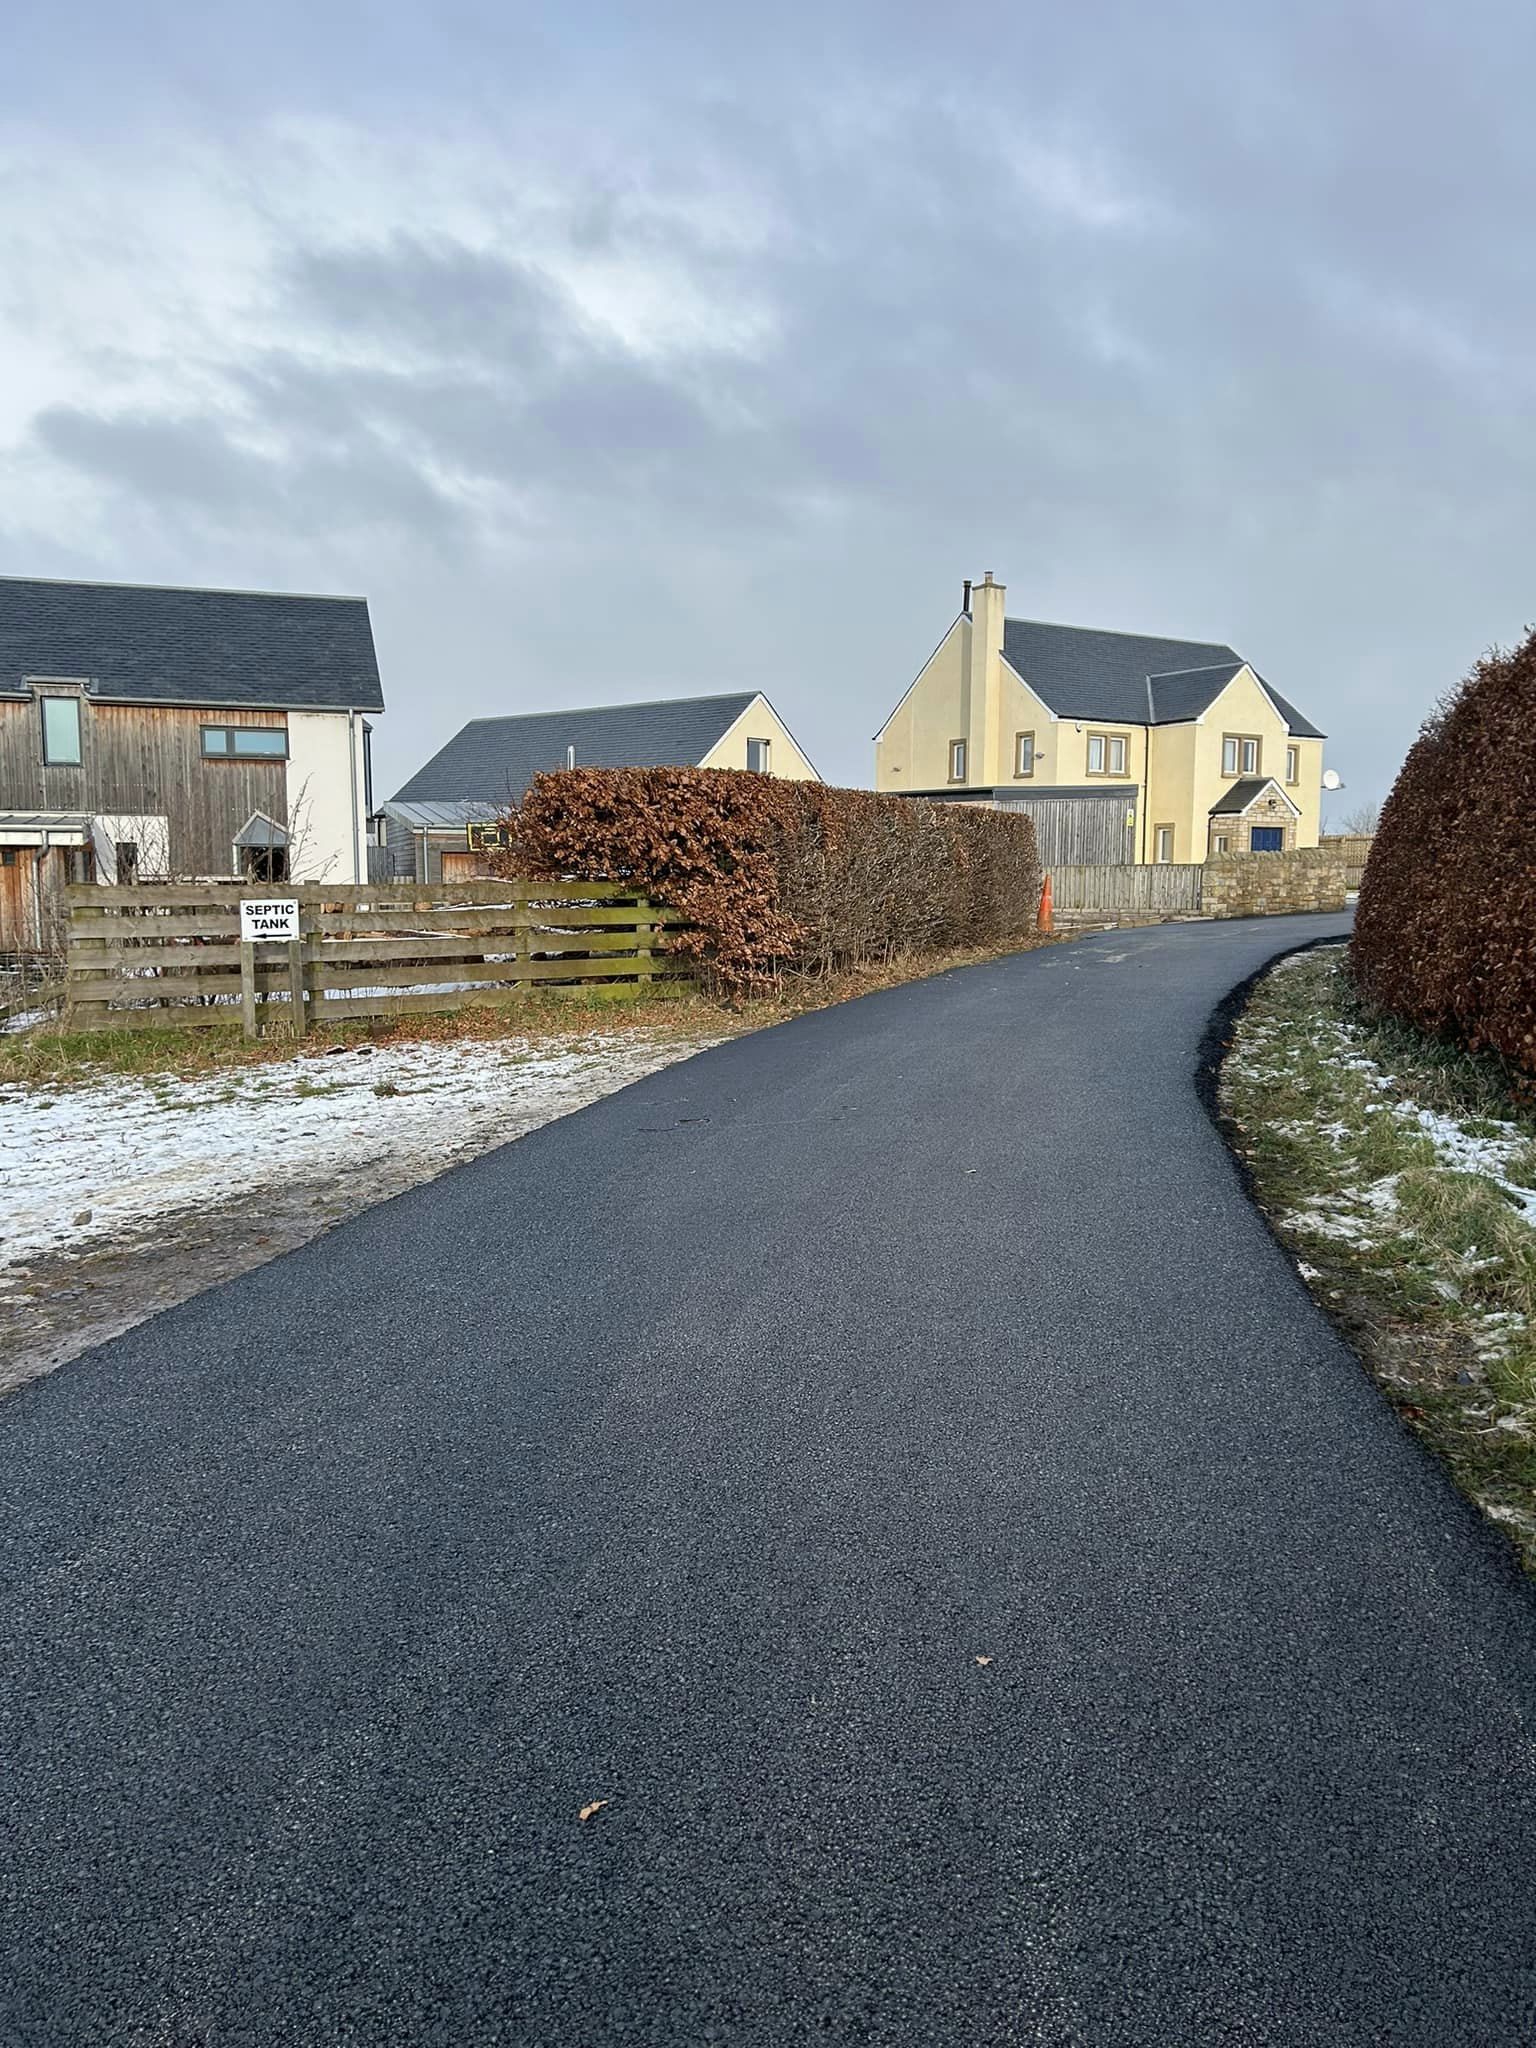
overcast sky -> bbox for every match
[3,1,1531,810]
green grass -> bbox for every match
[1223,947,1536,1568]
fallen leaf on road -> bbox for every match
[975,1655,993,1667]
[579,1800,609,1823]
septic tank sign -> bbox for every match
[240,897,301,942]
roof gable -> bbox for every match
[1002,619,1242,726]
[999,618,1323,736]
[0,576,384,713]
[1209,775,1302,817]
[395,692,763,803]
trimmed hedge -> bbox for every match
[1353,626,1536,1078]
[497,768,1042,995]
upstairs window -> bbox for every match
[1086,731,1127,776]
[949,737,967,783]
[746,737,772,773]
[1014,731,1035,777]
[1285,744,1300,784]
[41,696,82,765]
[202,725,288,759]
[1222,734,1261,777]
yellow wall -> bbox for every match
[1146,720,1200,862]
[875,615,969,791]
[700,694,821,780]
[874,621,1324,858]
[1189,669,1321,850]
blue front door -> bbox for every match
[1250,826,1284,852]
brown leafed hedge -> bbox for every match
[1353,626,1536,1077]
[496,768,1043,995]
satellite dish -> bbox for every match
[1321,769,1343,791]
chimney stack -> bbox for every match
[964,571,1006,787]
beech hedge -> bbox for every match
[495,768,1042,995]
[1353,626,1536,1079]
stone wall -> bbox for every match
[1201,846,1347,919]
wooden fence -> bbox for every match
[1047,864,1205,918]
[64,880,688,1032]
[1320,835,1374,889]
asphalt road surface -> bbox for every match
[7,912,1536,2046]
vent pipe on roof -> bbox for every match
[565,744,576,770]
[962,578,972,614]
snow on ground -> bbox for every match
[0,1029,721,1272]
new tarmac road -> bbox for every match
[6,913,1536,2045]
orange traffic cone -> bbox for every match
[1038,872,1054,935]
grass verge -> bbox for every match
[0,938,1052,1088]
[1219,945,1536,1570]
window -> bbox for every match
[746,737,772,774]
[1013,731,1035,778]
[1154,825,1175,863]
[240,844,289,883]
[949,737,967,782]
[202,725,288,759]
[1086,731,1128,776]
[1285,744,1299,784]
[1213,832,1230,854]
[1222,734,1261,777]
[115,841,139,883]
[41,696,82,765]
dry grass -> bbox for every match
[1222,946,1536,1568]
[0,937,1053,1089]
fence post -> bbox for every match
[239,941,258,1041]
[634,896,655,982]
[287,937,306,1034]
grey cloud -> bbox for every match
[10,0,1536,799]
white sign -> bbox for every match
[240,897,301,942]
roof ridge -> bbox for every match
[461,690,760,729]
[1003,615,1234,649]
[1145,660,1244,679]
[0,573,368,604]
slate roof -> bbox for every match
[1209,776,1297,815]
[998,619,1324,737]
[395,693,763,804]
[382,799,502,830]
[0,576,384,712]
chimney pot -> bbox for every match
[962,578,972,613]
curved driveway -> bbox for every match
[6,913,1536,2045]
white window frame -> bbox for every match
[1154,825,1175,863]
[1285,744,1299,784]
[746,737,772,774]
[949,738,967,783]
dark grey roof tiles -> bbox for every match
[1209,776,1289,814]
[395,693,762,803]
[0,577,383,712]
[999,618,1323,736]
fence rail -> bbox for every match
[64,879,689,1032]
[1320,835,1373,889]
[1047,864,1205,915]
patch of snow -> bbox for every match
[0,1029,721,1270]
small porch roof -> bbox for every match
[0,810,90,846]
[1209,776,1301,818]
[233,811,291,849]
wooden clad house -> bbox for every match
[0,576,384,954]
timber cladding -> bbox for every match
[64,879,689,1031]
[0,697,288,876]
